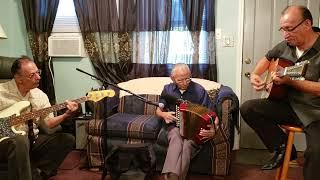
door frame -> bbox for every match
[233,0,245,150]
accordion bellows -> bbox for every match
[177,102,217,144]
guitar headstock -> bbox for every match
[86,90,116,102]
[284,60,309,78]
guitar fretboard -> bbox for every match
[9,96,87,126]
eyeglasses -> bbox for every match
[176,77,191,84]
[24,69,42,79]
[278,19,306,32]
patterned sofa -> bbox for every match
[85,77,239,176]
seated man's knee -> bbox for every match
[240,99,262,120]
[240,100,254,116]
[5,136,30,159]
[59,133,75,149]
[167,128,183,148]
[168,128,182,140]
[49,133,75,151]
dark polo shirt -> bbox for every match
[159,81,214,112]
[265,36,320,126]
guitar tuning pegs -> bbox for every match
[295,60,310,66]
[291,76,305,81]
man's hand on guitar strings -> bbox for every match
[250,73,266,91]
[272,71,291,85]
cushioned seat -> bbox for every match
[106,113,162,140]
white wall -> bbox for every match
[215,0,241,93]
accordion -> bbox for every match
[176,102,216,144]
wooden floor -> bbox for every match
[50,149,304,180]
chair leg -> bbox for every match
[275,166,282,180]
[280,131,295,180]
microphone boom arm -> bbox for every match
[76,68,160,107]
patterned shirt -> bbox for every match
[0,79,53,136]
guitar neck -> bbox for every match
[10,96,87,126]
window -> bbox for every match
[49,0,86,57]
[135,0,210,64]
[167,0,209,64]
[52,0,80,33]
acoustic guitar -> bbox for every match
[0,89,115,142]
[261,58,309,100]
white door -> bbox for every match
[240,0,320,150]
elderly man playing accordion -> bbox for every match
[156,63,219,180]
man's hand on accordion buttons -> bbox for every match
[199,116,219,141]
[162,111,179,124]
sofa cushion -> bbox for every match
[118,94,159,115]
[106,113,162,140]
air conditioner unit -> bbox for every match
[48,34,86,57]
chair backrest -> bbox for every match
[118,94,160,115]
[0,56,16,83]
[115,77,221,115]
[117,77,221,98]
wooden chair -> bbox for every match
[275,125,304,180]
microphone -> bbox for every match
[162,94,185,105]
[144,101,165,108]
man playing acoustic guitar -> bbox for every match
[0,56,79,180]
[240,6,320,180]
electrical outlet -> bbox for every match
[223,36,234,47]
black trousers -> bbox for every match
[240,98,320,180]
[0,132,75,180]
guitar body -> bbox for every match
[261,58,308,100]
[0,101,30,142]
[261,59,294,100]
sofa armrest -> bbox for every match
[211,99,233,145]
[118,94,160,115]
[205,99,235,176]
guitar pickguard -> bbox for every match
[0,101,31,142]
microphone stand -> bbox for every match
[76,68,161,107]
[76,68,162,174]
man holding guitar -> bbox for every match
[0,56,79,180]
[240,6,320,180]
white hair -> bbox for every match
[171,63,191,77]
